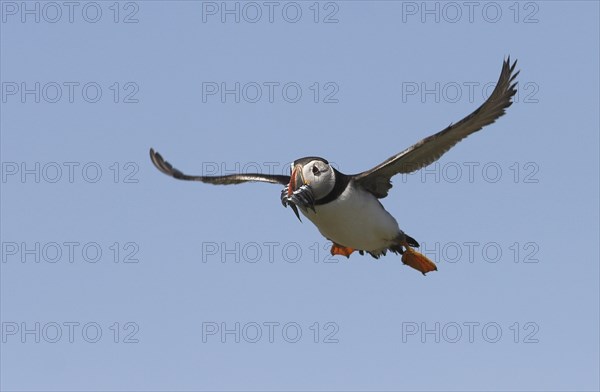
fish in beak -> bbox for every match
[281,164,316,221]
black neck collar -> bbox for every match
[315,169,350,206]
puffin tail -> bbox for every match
[404,234,420,248]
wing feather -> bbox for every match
[149,148,290,186]
[354,58,519,198]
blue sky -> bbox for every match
[1,1,599,391]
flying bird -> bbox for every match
[150,58,519,275]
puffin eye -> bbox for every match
[312,165,320,175]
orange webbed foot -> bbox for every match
[330,243,355,258]
[401,247,437,275]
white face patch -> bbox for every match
[301,160,335,200]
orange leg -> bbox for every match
[401,243,438,275]
[330,243,355,258]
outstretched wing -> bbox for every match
[354,57,519,198]
[149,148,290,186]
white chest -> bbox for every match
[301,183,401,251]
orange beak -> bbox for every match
[287,167,297,197]
[287,165,304,197]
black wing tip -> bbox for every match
[149,147,167,174]
[504,56,520,85]
[506,56,521,86]
[504,56,518,70]
[488,56,519,107]
[501,56,519,80]
[149,147,185,179]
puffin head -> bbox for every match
[281,157,336,221]
[288,157,336,200]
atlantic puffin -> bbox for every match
[150,58,519,275]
